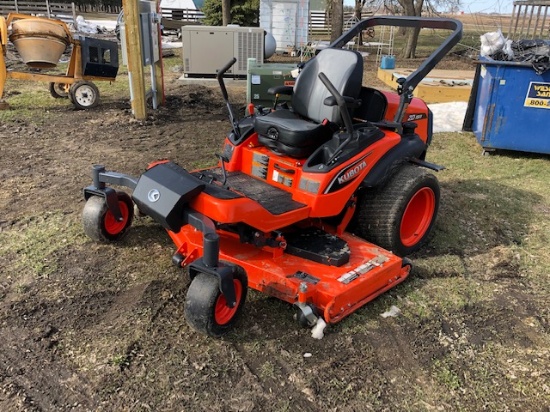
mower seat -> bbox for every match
[254,48,364,158]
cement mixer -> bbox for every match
[0,13,118,110]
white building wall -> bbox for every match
[260,0,309,52]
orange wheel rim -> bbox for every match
[104,201,129,235]
[214,280,242,325]
[400,187,436,247]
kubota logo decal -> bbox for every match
[325,153,372,194]
[337,161,367,184]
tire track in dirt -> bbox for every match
[231,339,322,411]
[0,327,99,411]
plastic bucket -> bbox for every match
[380,55,396,70]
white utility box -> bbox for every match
[181,26,265,77]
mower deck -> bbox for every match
[169,224,409,324]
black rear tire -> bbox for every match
[49,82,69,98]
[184,269,248,337]
[82,192,134,242]
[352,165,440,256]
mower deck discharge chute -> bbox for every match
[82,17,462,337]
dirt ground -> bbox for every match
[1,44,549,411]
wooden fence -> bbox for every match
[309,10,374,37]
[160,7,204,22]
[160,7,204,30]
[0,0,121,18]
[74,3,120,14]
[0,0,77,23]
[159,9,373,38]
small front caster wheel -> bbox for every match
[295,304,319,328]
[184,269,248,337]
[82,192,134,242]
[70,81,100,110]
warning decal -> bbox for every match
[524,81,550,109]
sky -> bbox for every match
[460,0,513,14]
[343,0,515,14]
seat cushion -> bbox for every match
[255,110,334,158]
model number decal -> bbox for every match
[337,256,389,284]
[524,82,550,109]
[407,113,427,121]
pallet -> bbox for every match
[377,67,475,103]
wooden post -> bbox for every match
[541,6,549,37]
[72,2,77,30]
[1,38,6,102]
[508,4,517,37]
[526,5,535,36]
[534,5,543,38]
[122,0,147,120]
[154,0,165,106]
[519,4,528,36]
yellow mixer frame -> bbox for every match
[0,13,116,109]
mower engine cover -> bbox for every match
[132,162,205,232]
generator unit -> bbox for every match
[181,25,265,78]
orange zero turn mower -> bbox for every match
[82,17,462,337]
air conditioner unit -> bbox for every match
[181,26,265,78]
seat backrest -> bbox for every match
[291,48,363,124]
[354,87,388,122]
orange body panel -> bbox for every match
[169,224,410,324]
[381,91,431,143]
[194,129,403,232]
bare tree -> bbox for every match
[354,0,378,21]
[354,0,377,44]
[222,0,231,25]
[330,0,344,42]
[380,0,461,58]
[398,0,424,58]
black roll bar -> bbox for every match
[330,16,463,123]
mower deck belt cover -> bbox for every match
[132,162,205,232]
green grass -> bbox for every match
[0,211,86,279]
[429,132,550,267]
[433,358,462,391]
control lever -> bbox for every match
[216,154,229,186]
[318,72,355,165]
[216,58,241,140]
